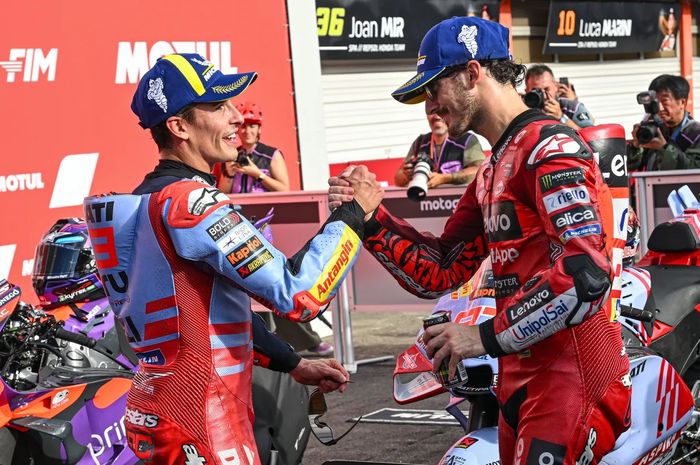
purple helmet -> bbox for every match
[32,218,103,307]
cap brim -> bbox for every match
[196,71,258,103]
[391,67,445,104]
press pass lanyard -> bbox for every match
[431,137,447,169]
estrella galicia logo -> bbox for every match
[539,168,584,193]
[207,212,242,241]
[484,201,522,243]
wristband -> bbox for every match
[257,173,267,182]
[559,114,570,124]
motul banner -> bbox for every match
[544,1,679,55]
[316,0,500,60]
[0,1,299,295]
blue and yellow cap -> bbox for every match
[392,17,511,104]
[131,53,257,129]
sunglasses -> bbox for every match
[424,65,468,101]
[308,389,362,446]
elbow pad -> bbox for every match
[564,254,610,302]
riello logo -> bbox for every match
[0,48,58,83]
[115,41,238,84]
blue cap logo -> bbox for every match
[392,17,511,104]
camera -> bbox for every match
[407,153,434,202]
[523,88,546,109]
[559,77,569,87]
[636,90,664,145]
[237,150,251,166]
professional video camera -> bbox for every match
[523,88,545,109]
[636,90,665,145]
[407,153,434,202]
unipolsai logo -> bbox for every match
[0,48,58,82]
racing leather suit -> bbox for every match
[365,110,630,464]
[84,160,365,465]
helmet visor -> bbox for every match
[33,242,85,280]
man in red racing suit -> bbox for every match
[330,17,630,465]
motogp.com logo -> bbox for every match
[0,48,58,83]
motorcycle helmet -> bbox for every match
[32,218,103,307]
[623,208,641,266]
[235,101,263,125]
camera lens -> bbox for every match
[523,88,545,109]
[407,160,432,202]
[637,124,657,145]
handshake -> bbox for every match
[328,165,385,220]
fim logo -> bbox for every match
[0,48,58,83]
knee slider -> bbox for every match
[563,254,610,302]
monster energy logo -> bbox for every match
[538,168,585,192]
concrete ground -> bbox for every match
[300,311,462,465]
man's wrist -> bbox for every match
[559,114,570,124]
[257,172,267,181]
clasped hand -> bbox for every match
[328,165,384,219]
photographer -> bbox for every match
[524,64,594,129]
[394,107,484,187]
[627,74,700,171]
[214,101,290,193]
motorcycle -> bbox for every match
[0,280,139,465]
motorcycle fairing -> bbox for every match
[600,353,694,464]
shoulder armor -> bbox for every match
[526,123,593,169]
[157,180,233,228]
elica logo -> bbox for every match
[0,48,58,83]
[553,206,596,230]
[115,41,237,84]
[542,186,590,214]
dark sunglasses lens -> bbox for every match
[308,390,327,416]
[310,417,335,445]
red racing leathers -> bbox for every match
[364,110,630,464]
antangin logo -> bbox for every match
[314,237,355,300]
[115,41,237,84]
[0,48,58,82]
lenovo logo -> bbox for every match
[115,41,238,84]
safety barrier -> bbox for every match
[631,169,700,256]
[230,185,466,371]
